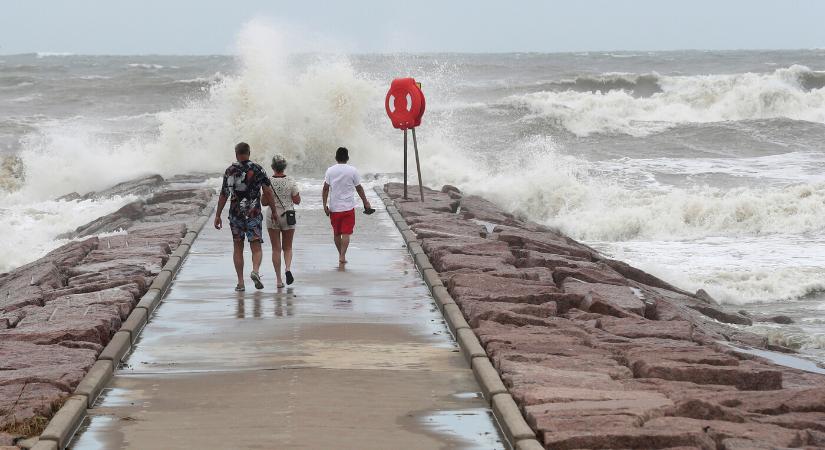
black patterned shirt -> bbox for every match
[220,160,271,219]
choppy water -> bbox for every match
[1,23,824,362]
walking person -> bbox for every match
[266,154,301,288]
[322,147,372,264]
[214,142,276,291]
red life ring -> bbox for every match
[385,78,425,129]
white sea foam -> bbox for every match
[509,65,825,136]
[127,63,165,69]
[0,195,137,272]
[595,152,825,185]
[452,137,825,242]
[78,75,112,80]
[591,234,825,304]
[9,19,393,201]
[36,52,74,58]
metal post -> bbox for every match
[411,127,424,202]
[403,128,408,200]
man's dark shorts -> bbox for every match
[229,213,264,243]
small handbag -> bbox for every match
[272,185,297,226]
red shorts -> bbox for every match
[330,209,355,235]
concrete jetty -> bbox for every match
[68,184,503,449]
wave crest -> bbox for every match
[509,65,825,136]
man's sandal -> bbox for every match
[250,271,264,290]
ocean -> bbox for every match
[1,32,824,362]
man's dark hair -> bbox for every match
[335,147,349,163]
[235,142,251,155]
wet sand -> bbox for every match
[69,186,503,449]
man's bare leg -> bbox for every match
[339,234,350,263]
[333,233,342,254]
[250,240,263,274]
[233,239,245,287]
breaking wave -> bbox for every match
[509,65,825,136]
[5,19,392,201]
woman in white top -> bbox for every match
[265,154,301,288]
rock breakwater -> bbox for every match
[385,182,825,450]
[0,175,214,447]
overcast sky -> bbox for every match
[2,0,824,54]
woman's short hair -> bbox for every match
[271,154,288,172]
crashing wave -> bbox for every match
[509,65,825,136]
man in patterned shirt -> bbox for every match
[215,142,276,291]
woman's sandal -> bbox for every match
[285,271,294,285]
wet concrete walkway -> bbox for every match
[70,183,503,449]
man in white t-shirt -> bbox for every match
[322,147,371,264]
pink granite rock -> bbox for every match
[563,279,646,317]
[81,174,164,199]
[644,417,813,449]
[495,227,594,259]
[434,253,515,272]
[460,300,557,327]
[458,195,522,226]
[71,199,146,237]
[0,342,97,391]
[411,220,487,239]
[552,264,629,286]
[541,420,717,450]
[448,273,564,304]
[0,382,66,429]
[146,188,212,205]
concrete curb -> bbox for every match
[413,252,433,271]
[135,288,162,314]
[98,331,131,363]
[442,303,470,335]
[181,230,198,246]
[421,268,444,290]
[121,307,148,344]
[73,360,113,407]
[162,255,183,275]
[36,199,217,449]
[407,242,425,255]
[373,186,539,450]
[430,285,456,312]
[30,440,58,450]
[515,438,545,450]
[400,229,417,244]
[171,242,191,259]
[148,270,172,293]
[471,356,508,401]
[39,395,86,449]
[492,393,538,445]
[456,328,486,362]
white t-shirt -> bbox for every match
[324,164,361,212]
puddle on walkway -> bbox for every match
[419,407,504,449]
[70,415,125,450]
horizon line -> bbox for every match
[3,47,825,58]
